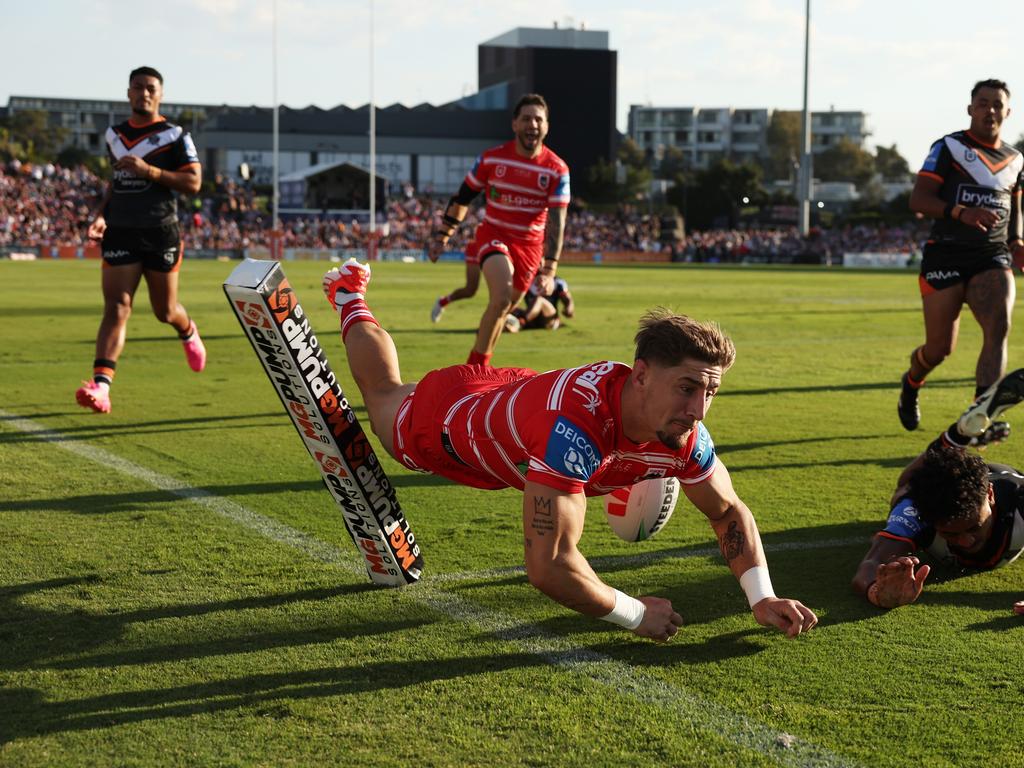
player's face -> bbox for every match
[967,87,1010,142]
[512,105,549,156]
[128,75,163,119]
[933,486,995,554]
[634,357,723,450]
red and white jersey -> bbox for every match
[464,140,571,244]
[399,362,717,496]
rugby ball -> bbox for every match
[603,476,680,542]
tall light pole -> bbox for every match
[798,0,812,236]
[272,0,280,233]
[368,0,376,236]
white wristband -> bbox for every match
[600,588,646,630]
[739,566,776,608]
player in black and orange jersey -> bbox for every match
[855,368,1024,613]
[504,275,575,333]
[76,66,205,414]
[898,79,1024,432]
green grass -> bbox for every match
[2,259,1023,767]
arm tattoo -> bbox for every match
[543,207,566,261]
[719,521,745,562]
[531,495,555,536]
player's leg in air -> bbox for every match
[948,366,1024,447]
[323,259,414,457]
[432,260,481,323]
[469,248,523,366]
[76,262,144,413]
[144,251,206,373]
[965,267,1015,400]
[898,282,965,430]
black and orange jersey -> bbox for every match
[104,119,200,228]
[918,130,1024,254]
[879,463,1024,571]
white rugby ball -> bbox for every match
[603,476,679,542]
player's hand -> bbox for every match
[632,596,683,642]
[426,240,445,263]
[751,597,818,637]
[114,155,152,179]
[535,271,555,296]
[869,556,930,608]
[87,215,106,241]
[958,206,998,232]
[1013,600,1024,615]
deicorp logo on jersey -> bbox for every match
[224,259,423,586]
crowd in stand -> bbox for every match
[1,161,927,261]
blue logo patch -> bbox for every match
[553,173,571,198]
[884,497,927,540]
[921,140,943,173]
[689,423,716,473]
[545,416,601,481]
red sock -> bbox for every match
[467,349,492,366]
[439,295,452,308]
[338,298,380,342]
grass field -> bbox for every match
[2,259,1023,767]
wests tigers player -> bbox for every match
[322,258,818,641]
[428,94,570,367]
[76,66,205,414]
[898,79,1024,432]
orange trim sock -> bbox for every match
[467,349,492,366]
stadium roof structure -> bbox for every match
[206,103,510,140]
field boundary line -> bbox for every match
[1,410,863,768]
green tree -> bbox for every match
[657,145,689,182]
[681,159,764,230]
[1,110,69,162]
[814,138,876,187]
[763,110,801,181]
[874,144,911,180]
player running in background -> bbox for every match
[427,94,569,366]
[322,258,818,641]
[856,368,1024,612]
[76,66,205,413]
[898,79,1024,432]
[504,275,575,333]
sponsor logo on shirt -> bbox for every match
[956,184,1010,212]
[885,497,926,540]
[545,416,602,481]
[495,164,507,178]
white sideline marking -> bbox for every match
[1,410,863,768]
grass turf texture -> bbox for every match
[2,259,1023,767]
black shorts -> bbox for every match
[102,224,183,273]
[918,243,1011,294]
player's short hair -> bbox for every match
[908,446,990,525]
[514,93,549,119]
[130,66,164,85]
[634,309,736,370]
[971,79,1009,99]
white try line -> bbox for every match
[1,410,863,768]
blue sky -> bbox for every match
[5,0,1024,164]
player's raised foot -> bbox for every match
[431,297,444,323]
[75,381,111,413]
[897,373,920,431]
[322,258,371,310]
[182,327,207,372]
[958,369,1024,436]
[503,313,520,333]
[968,421,1011,449]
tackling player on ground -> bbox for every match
[898,78,1024,432]
[76,66,206,413]
[504,275,575,333]
[428,94,569,366]
[855,368,1024,613]
[322,258,818,641]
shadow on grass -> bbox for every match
[0,649,539,744]
[0,411,287,444]
[0,577,386,676]
[718,377,974,399]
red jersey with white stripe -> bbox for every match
[464,140,571,244]
[394,362,717,496]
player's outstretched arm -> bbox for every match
[852,536,927,609]
[521,480,682,641]
[684,462,818,637]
